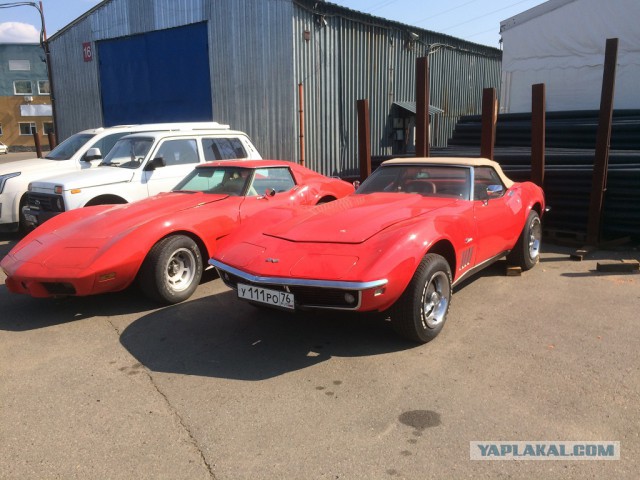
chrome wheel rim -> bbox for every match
[166,248,197,292]
[420,271,450,329]
[528,216,542,261]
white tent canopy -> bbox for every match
[499,0,640,112]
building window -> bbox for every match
[43,123,54,134]
[19,122,37,135]
[9,60,30,71]
[14,81,33,95]
[0,123,3,135]
[38,80,50,95]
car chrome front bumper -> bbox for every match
[209,258,388,310]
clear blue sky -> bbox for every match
[0,0,546,47]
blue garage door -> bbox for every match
[98,22,212,125]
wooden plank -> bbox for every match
[586,38,618,246]
[480,88,497,160]
[357,99,371,181]
[531,83,546,187]
[415,56,430,157]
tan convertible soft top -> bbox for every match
[381,157,514,189]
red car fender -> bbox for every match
[521,182,546,218]
[505,183,545,250]
[347,206,475,311]
[87,207,239,287]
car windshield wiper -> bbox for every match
[99,161,120,167]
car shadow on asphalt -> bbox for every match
[0,285,160,332]
[0,233,20,257]
[119,291,415,381]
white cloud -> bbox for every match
[0,22,40,43]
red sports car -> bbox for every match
[1,160,354,304]
[210,157,545,343]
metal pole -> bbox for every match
[531,83,546,187]
[298,83,305,166]
[39,1,57,143]
[415,56,430,157]
[357,99,371,181]
[480,88,497,160]
[586,38,618,246]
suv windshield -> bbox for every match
[100,137,154,169]
[45,133,96,160]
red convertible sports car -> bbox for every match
[1,160,354,304]
[210,157,545,343]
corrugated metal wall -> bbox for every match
[49,0,500,176]
[50,0,295,160]
[49,0,209,140]
[292,1,502,176]
[208,0,296,161]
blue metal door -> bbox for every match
[98,22,212,125]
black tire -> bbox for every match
[18,195,32,234]
[389,253,452,343]
[138,235,203,304]
[507,210,541,270]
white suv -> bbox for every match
[24,127,261,227]
[0,122,242,232]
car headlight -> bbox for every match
[0,172,21,194]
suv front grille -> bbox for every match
[27,192,66,213]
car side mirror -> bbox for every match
[144,156,165,171]
[83,147,102,162]
[264,188,276,198]
[486,184,504,198]
[353,180,361,190]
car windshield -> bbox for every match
[173,166,253,196]
[356,164,471,200]
[100,137,154,169]
[45,133,96,160]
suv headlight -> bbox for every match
[0,172,21,194]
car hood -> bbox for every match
[0,157,79,176]
[7,192,230,268]
[263,193,457,244]
[31,166,134,191]
[54,192,230,240]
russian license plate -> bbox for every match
[237,283,295,310]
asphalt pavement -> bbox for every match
[1,235,639,479]
[0,151,50,164]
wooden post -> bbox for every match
[586,38,618,246]
[357,99,371,181]
[32,129,43,158]
[415,56,430,157]
[531,83,546,187]
[480,88,497,160]
[47,130,57,150]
